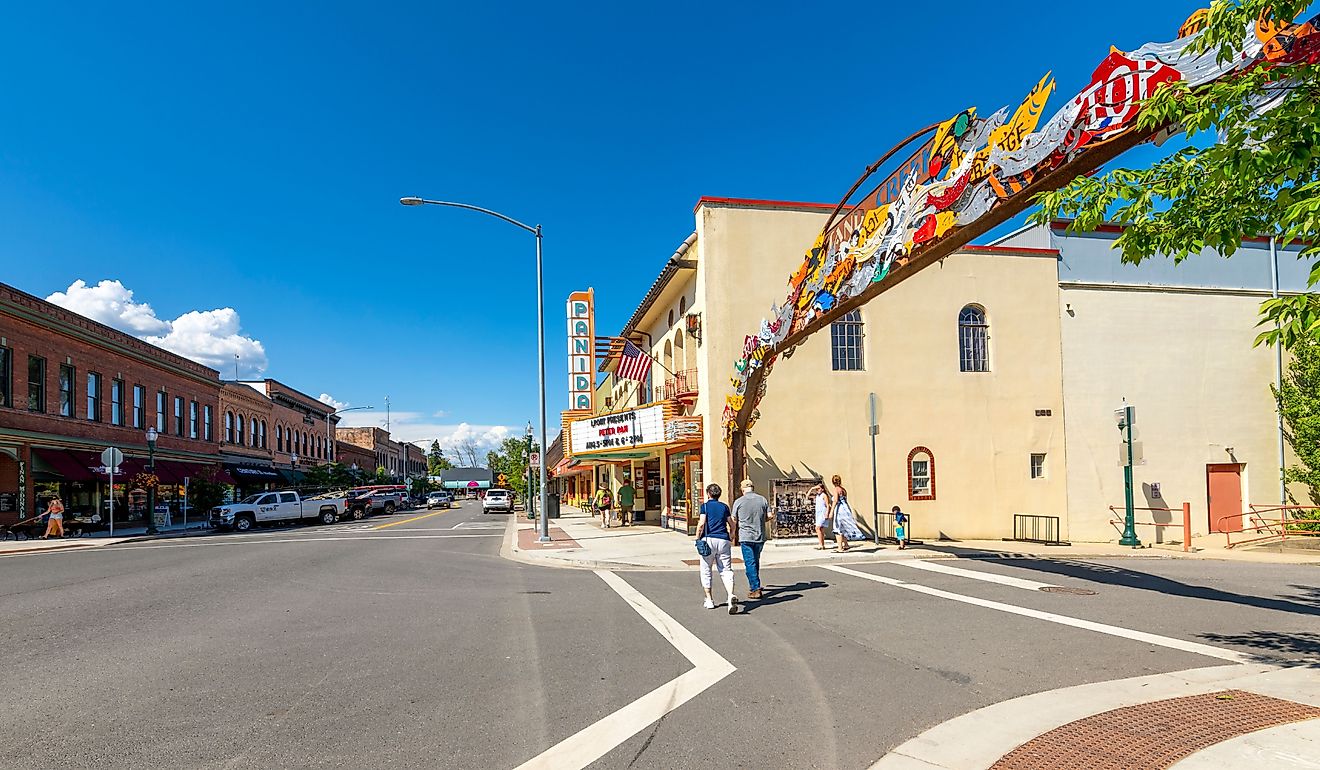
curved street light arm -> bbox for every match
[403,197,539,235]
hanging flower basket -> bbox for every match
[128,472,160,491]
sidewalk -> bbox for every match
[504,505,1320,571]
[0,521,213,556]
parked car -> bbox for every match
[210,490,348,531]
[426,491,453,509]
[483,489,514,514]
[344,489,407,519]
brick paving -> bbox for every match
[990,689,1320,770]
[516,525,579,550]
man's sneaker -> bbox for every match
[748,589,762,600]
[728,595,738,614]
[703,598,715,610]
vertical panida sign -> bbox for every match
[566,289,595,411]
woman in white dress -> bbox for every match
[813,484,832,550]
[831,474,865,551]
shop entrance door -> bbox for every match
[1207,463,1244,533]
[644,461,662,510]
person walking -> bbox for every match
[42,496,66,539]
[813,483,833,550]
[892,505,909,549]
[617,480,635,527]
[695,483,737,614]
[732,479,770,600]
[595,484,613,529]
[830,474,865,552]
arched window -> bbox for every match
[907,447,936,501]
[277,425,283,452]
[663,339,673,373]
[225,412,234,443]
[830,310,865,371]
[668,309,675,327]
[959,305,989,372]
[260,420,267,449]
[679,296,687,315]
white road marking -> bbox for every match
[513,570,736,770]
[895,559,1060,591]
[823,564,1249,663]
[0,533,500,557]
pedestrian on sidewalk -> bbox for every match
[813,483,832,550]
[732,479,770,600]
[617,481,635,527]
[42,496,65,539]
[892,505,909,550]
[830,475,864,552]
[595,485,613,529]
[695,483,737,614]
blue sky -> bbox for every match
[1,0,1213,451]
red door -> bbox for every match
[1206,464,1244,533]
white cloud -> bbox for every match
[47,279,268,377]
[319,393,349,410]
[335,410,517,465]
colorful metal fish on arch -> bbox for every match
[723,6,1320,445]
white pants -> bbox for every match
[699,537,735,595]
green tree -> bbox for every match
[486,437,532,498]
[301,463,358,490]
[427,441,453,476]
[1275,339,1320,508]
[373,465,392,484]
[1032,0,1319,348]
[188,469,228,517]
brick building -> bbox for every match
[237,380,338,477]
[335,439,376,474]
[0,283,223,524]
[218,382,279,493]
[338,426,425,480]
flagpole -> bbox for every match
[607,336,677,378]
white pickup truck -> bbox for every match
[209,490,348,531]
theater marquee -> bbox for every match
[568,404,668,456]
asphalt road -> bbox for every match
[0,500,1314,769]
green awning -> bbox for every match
[444,480,490,490]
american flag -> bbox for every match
[616,340,653,382]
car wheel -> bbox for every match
[234,516,254,532]
[351,507,365,521]
[319,509,337,525]
[384,503,396,515]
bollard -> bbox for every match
[1182,502,1191,552]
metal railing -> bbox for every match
[1107,503,1191,552]
[874,511,917,545]
[1221,505,1320,549]
[654,369,699,402]
[1012,514,1065,545]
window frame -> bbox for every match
[907,446,936,501]
[236,414,245,446]
[203,404,213,441]
[27,356,47,413]
[156,391,167,432]
[1030,453,1047,480]
[173,396,184,436]
[958,305,990,373]
[132,385,145,429]
[111,378,124,426]
[87,372,103,422]
[225,412,234,443]
[59,364,76,417]
[189,400,199,439]
[830,309,866,372]
[0,346,10,408]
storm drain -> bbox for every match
[990,690,1320,770]
[1037,586,1097,595]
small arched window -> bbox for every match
[225,412,234,443]
[277,425,283,452]
[679,296,687,315]
[260,420,268,449]
[908,447,936,501]
[831,310,865,371]
[959,305,990,372]
[236,414,245,446]
[668,309,675,327]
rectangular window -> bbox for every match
[0,346,9,407]
[86,372,102,421]
[189,401,199,439]
[830,310,865,371]
[1030,453,1047,480]
[27,356,46,412]
[59,364,75,417]
[910,460,930,496]
[173,396,184,436]
[203,405,213,441]
[111,379,124,426]
[132,385,145,428]
[156,391,167,432]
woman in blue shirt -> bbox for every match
[696,483,738,614]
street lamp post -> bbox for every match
[525,421,535,518]
[402,196,551,543]
[145,427,159,535]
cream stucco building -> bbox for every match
[557,197,1308,544]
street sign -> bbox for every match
[529,453,540,468]
[1119,441,1145,467]
[100,447,124,469]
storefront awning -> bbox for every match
[444,480,490,489]
[278,469,305,485]
[224,463,283,483]
[31,449,96,481]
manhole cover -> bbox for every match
[1038,586,1097,595]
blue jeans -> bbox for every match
[740,541,764,592]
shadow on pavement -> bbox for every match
[742,580,828,614]
[1198,630,1320,667]
[917,544,1320,618]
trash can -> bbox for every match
[547,493,561,520]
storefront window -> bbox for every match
[669,453,688,522]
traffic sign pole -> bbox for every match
[100,447,124,538]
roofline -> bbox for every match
[695,196,837,214]
[1049,219,1283,245]
[618,232,698,339]
[963,245,1060,257]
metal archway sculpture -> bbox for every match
[724,6,1319,482]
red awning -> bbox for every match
[32,449,96,481]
